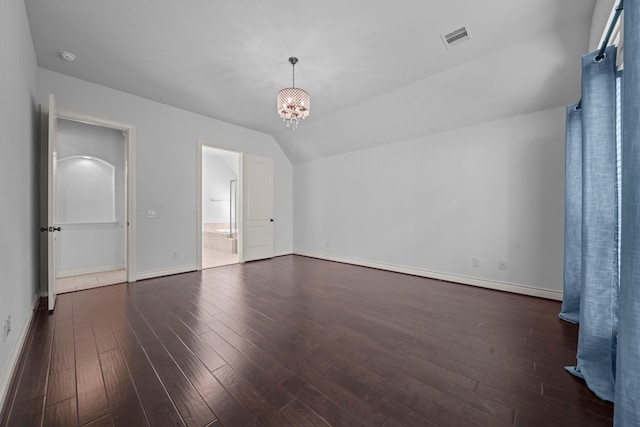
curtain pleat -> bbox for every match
[565,45,619,403]
[615,0,640,423]
[560,104,582,323]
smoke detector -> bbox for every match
[59,50,76,61]
[441,26,471,49]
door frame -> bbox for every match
[56,109,137,283]
[196,140,243,270]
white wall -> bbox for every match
[56,119,126,274]
[202,150,238,225]
[589,0,616,51]
[0,0,38,406]
[37,68,293,277]
[294,107,566,298]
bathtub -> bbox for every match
[215,228,238,235]
[204,223,238,253]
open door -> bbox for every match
[40,94,58,312]
[242,153,274,261]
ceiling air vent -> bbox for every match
[441,26,471,49]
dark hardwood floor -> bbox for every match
[1,255,613,426]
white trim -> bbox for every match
[127,127,137,283]
[0,297,39,411]
[274,250,293,258]
[55,110,137,283]
[136,265,198,281]
[56,110,132,131]
[196,141,203,271]
[294,250,563,301]
[56,264,125,278]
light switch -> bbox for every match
[147,210,156,218]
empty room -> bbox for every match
[1,0,638,426]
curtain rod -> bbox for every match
[576,0,624,110]
[596,0,624,61]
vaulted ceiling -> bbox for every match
[25,0,596,163]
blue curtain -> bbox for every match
[564,45,619,402]
[615,0,640,423]
[560,104,582,324]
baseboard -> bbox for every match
[274,250,293,258]
[293,250,563,301]
[136,264,198,281]
[0,296,39,414]
[57,263,125,278]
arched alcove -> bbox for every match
[57,156,116,223]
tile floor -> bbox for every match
[56,269,127,294]
[55,248,238,294]
[202,247,239,269]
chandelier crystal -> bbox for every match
[277,57,310,130]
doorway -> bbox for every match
[55,118,127,293]
[199,146,241,269]
[40,95,136,309]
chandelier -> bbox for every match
[277,57,310,130]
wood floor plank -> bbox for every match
[91,311,119,354]
[5,396,45,427]
[71,293,90,316]
[317,334,515,426]
[99,349,148,426]
[45,368,76,408]
[73,312,94,343]
[200,329,294,411]
[49,317,75,374]
[126,310,216,427]
[14,316,54,404]
[293,363,387,426]
[43,397,78,427]
[281,398,331,427]
[207,320,292,382]
[215,311,333,374]
[140,389,186,427]
[476,381,613,427]
[3,256,614,427]
[280,375,366,427]
[138,308,255,427]
[107,312,165,398]
[53,294,74,321]
[150,299,226,371]
[83,414,114,427]
[75,336,109,426]
[212,364,293,427]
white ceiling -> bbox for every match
[24,0,596,163]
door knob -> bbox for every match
[53,227,62,232]
[40,227,48,232]
[270,219,274,222]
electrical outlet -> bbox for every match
[172,250,178,258]
[472,257,480,268]
[498,261,507,270]
[324,241,329,248]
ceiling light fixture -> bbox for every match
[59,50,76,61]
[277,57,310,130]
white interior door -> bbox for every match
[242,153,274,261]
[40,94,58,311]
